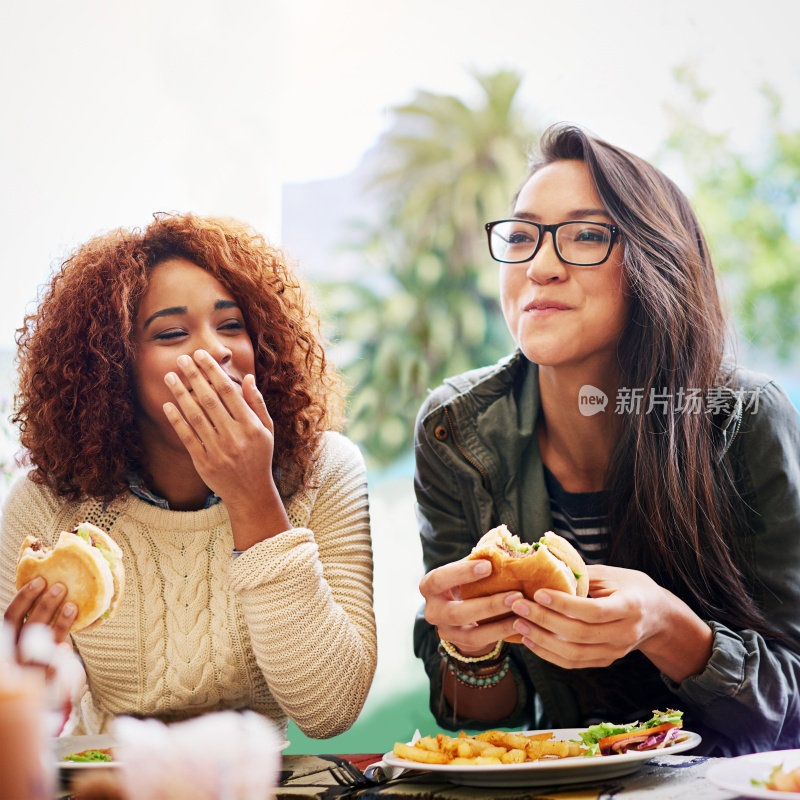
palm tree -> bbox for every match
[322,70,539,466]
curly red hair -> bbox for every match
[14,212,345,502]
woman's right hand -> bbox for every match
[419,558,522,656]
[3,578,77,645]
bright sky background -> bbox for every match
[1,0,799,354]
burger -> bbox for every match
[16,522,125,633]
[460,524,588,642]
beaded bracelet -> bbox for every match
[446,654,511,689]
[438,639,506,664]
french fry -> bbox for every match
[477,730,548,750]
[501,748,527,764]
[477,745,508,759]
[454,737,506,757]
[415,735,441,752]
[392,742,449,764]
[466,738,502,754]
[450,756,504,765]
[525,732,556,742]
[435,734,460,755]
[456,740,478,758]
[393,730,585,766]
[526,739,583,760]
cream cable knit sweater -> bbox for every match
[0,432,376,739]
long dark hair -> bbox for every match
[527,123,776,638]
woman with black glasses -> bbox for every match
[414,123,800,756]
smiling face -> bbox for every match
[132,257,255,452]
[500,159,630,371]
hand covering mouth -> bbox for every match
[186,376,241,393]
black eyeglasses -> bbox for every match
[485,219,619,267]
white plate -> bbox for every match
[707,750,800,799]
[55,733,291,770]
[53,734,118,770]
[382,727,702,787]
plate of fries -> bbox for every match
[383,727,702,787]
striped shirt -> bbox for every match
[543,465,609,564]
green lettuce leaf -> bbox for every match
[63,750,112,763]
[578,710,684,757]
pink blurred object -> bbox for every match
[18,623,86,736]
[114,710,283,800]
[0,623,54,799]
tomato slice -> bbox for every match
[598,722,681,750]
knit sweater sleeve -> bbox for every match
[227,432,376,738]
[0,474,68,612]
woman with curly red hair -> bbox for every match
[0,213,376,739]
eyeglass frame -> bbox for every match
[484,219,620,267]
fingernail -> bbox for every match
[49,583,66,597]
[514,620,531,636]
[522,637,535,649]
[504,592,522,608]
[512,601,530,616]
[473,561,491,576]
[194,349,209,360]
[536,591,552,606]
[29,577,45,591]
[177,354,192,368]
[165,372,178,386]
[62,603,77,619]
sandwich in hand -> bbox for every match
[460,524,588,642]
[16,522,125,633]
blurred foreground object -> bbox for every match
[114,710,282,800]
[18,622,86,735]
[0,622,54,799]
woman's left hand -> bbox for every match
[162,350,275,502]
[510,564,712,681]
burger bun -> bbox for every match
[460,524,588,643]
[15,522,124,633]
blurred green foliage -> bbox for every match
[320,70,539,465]
[661,67,800,360]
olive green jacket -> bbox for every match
[413,351,800,756]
